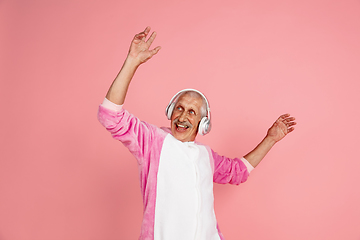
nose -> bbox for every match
[178,111,187,122]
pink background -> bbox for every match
[1,0,360,239]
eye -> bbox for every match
[189,110,195,115]
[176,106,182,111]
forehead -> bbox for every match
[176,93,203,110]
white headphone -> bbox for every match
[165,89,211,136]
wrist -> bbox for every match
[125,54,141,68]
[263,135,277,147]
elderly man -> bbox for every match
[98,27,296,240]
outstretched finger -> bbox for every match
[284,117,295,122]
[146,31,157,46]
[144,26,151,34]
[279,113,290,120]
[149,46,161,56]
[288,121,297,126]
[287,127,295,133]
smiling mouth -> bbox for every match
[175,123,189,131]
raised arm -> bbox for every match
[105,27,161,105]
[244,114,296,168]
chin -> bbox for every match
[173,133,187,142]
[174,132,196,142]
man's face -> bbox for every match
[171,93,203,142]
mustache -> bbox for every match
[173,118,193,128]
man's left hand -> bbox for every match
[266,114,296,143]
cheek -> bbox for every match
[171,114,180,127]
[190,117,200,127]
[171,113,178,121]
[171,111,178,121]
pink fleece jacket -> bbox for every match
[98,101,252,240]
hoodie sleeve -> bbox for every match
[97,98,166,165]
[211,149,252,185]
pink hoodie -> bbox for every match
[98,99,252,240]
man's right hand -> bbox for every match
[105,27,161,105]
[127,26,161,66]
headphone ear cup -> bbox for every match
[198,117,211,136]
[205,118,212,135]
[166,103,175,120]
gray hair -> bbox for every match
[174,91,208,118]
